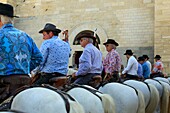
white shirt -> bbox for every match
[122,56,138,75]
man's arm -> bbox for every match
[76,49,92,76]
[30,39,43,72]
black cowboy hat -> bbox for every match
[138,56,145,61]
[124,49,133,55]
[143,55,149,60]
[154,55,161,59]
[0,3,19,18]
[39,23,61,33]
[103,39,119,46]
[77,32,96,40]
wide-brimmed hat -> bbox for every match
[103,39,119,46]
[138,56,145,61]
[124,49,133,55]
[39,23,61,33]
[0,3,18,18]
[143,55,149,60]
[77,32,96,40]
[154,55,161,59]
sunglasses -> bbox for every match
[105,44,109,47]
[80,38,86,42]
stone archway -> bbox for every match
[68,23,108,67]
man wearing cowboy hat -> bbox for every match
[150,55,164,78]
[143,54,152,74]
[122,49,139,79]
[33,23,70,85]
[102,39,122,82]
[0,2,43,102]
[138,56,150,79]
[71,32,103,85]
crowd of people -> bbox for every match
[0,2,165,103]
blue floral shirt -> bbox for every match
[39,36,70,75]
[0,24,43,75]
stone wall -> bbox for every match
[155,0,170,75]
[4,0,157,73]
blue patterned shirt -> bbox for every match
[39,36,70,75]
[0,24,43,75]
[76,43,103,76]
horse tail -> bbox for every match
[100,94,116,113]
[69,100,85,113]
[145,84,159,113]
[160,82,169,113]
[136,89,145,113]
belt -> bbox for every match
[40,72,65,76]
[112,71,119,74]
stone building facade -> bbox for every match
[2,0,170,75]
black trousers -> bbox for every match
[126,74,139,79]
[0,74,30,103]
[74,73,100,85]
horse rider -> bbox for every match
[33,23,71,85]
[0,2,43,102]
[150,55,164,78]
[102,39,122,82]
[143,54,152,74]
[71,32,103,85]
[138,56,150,79]
[122,49,139,80]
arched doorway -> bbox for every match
[72,30,101,69]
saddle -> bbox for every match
[88,75,102,88]
[49,76,68,90]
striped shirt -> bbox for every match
[152,60,163,73]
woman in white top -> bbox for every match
[122,49,138,79]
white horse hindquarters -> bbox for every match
[124,80,160,113]
[144,79,163,113]
[154,77,170,113]
[99,83,139,113]
[11,88,68,113]
[124,80,151,109]
[67,87,104,113]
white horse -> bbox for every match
[144,79,163,113]
[0,110,24,113]
[98,82,145,113]
[153,77,170,113]
[10,87,85,113]
[66,84,115,113]
[124,80,159,113]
